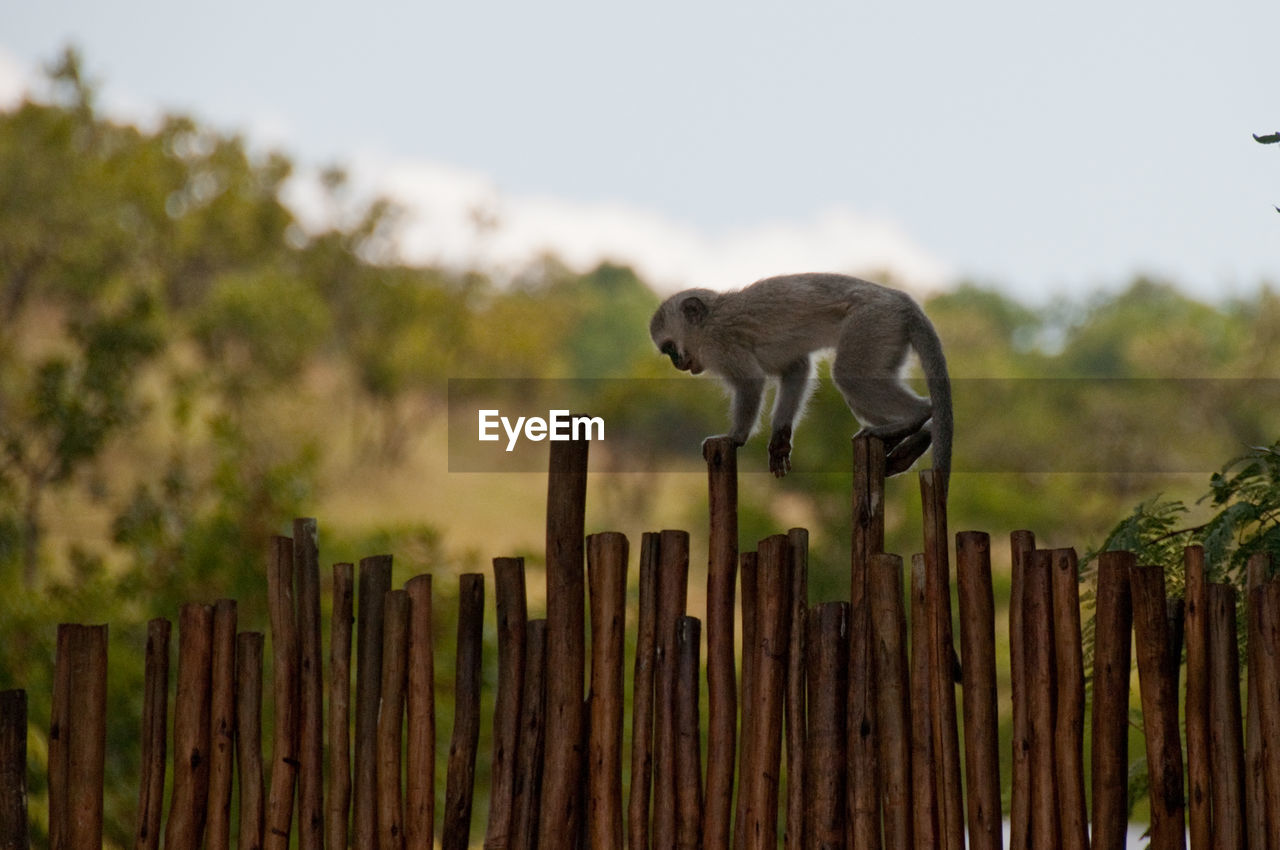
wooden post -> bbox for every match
[1253,578,1280,849]
[443,574,485,850]
[207,600,238,850]
[587,533,628,850]
[743,535,792,850]
[265,537,299,850]
[1183,546,1211,850]
[486,559,527,850]
[328,564,355,850]
[734,550,759,850]
[1245,553,1268,850]
[166,604,214,850]
[1206,582,1245,850]
[920,469,963,850]
[653,530,690,850]
[511,620,548,850]
[68,625,108,850]
[48,625,106,850]
[703,436,738,850]
[0,690,27,850]
[377,590,410,850]
[909,553,939,848]
[1131,563,1186,849]
[49,626,71,850]
[1050,548,1088,850]
[628,533,660,850]
[405,574,435,850]
[540,437,588,850]
[237,633,266,850]
[955,532,1001,850]
[1024,550,1059,849]
[804,602,849,849]
[675,616,704,850]
[294,518,325,850]
[784,528,808,850]
[870,553,913,850]
[1007,529,1035,850]
[849,435,885,850]
[134,618,170,850]
[354,554,393,850]
[1091,550,1134,850]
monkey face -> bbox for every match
[650,290,714,375]
[657,339,702,374]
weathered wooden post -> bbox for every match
[1024,550,1059,848]
[511,620,548,850]
[675,615,704,850]
[653,530,690,850]
[628,533,660,850]
[805,602,849,848]
[134,618,170,850]
[1007,529,1035,850]
[742,535,792,850]
[870,553,912,850]
[587,533,628,850]
[265,538,299,850]
[785,529,808,850]
[920,469,963,850]
[377,590,410,850]
[353,554,393,849]
[442,574,485,850]
[207,600,238,850]
[486,559,526,850]
[328,563,355,850]
[166,604,213,850]
[294,518,325,850]
[1051,548,1088,850]
[0,690,27,850]
[1207,582,1245,850]
[1183,546,1211,850]
[330,563,355,850]
[236,632,265,850]
[955,532,1001,850]
[1090,550,1134,850]
[405,573,435,850]
[849,434,884,850]
[539,437,588,850]
[703,436,738,850]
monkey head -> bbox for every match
[649,289,716,375]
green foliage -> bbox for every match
[1090,441,1280,586]
[194,268,331,385]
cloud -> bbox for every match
[287,152,951,295]
[0,48,33,110]
[0,45,949,295]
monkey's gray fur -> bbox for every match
[649,272,952,493]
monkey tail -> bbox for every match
[908,312,953,498]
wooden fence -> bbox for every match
[0,433,1276,849]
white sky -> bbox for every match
[5,0,1280,302]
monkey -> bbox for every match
[649,272,952,494]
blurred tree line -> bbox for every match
[1,49,1278,842]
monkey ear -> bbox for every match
[680,296,709,326]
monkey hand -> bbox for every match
[768,425,792,477]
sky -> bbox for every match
[4,0,1279,303]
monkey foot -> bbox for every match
[768,426,792,477]
[884,428,932,476]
